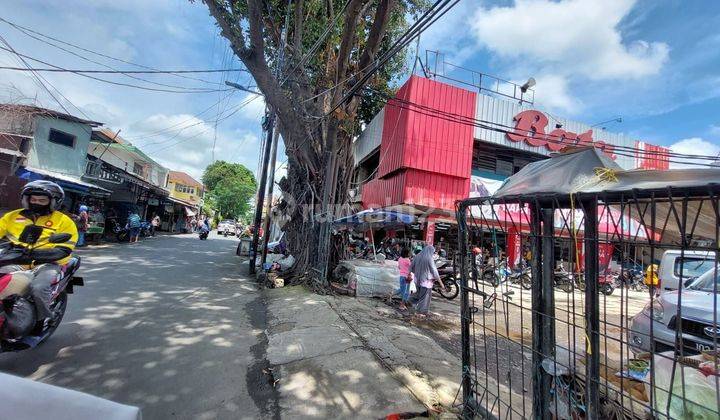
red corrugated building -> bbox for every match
[353,74,670,246]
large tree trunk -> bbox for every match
[202,0,397,285]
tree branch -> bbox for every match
[246,0,266,59]
[358,0,396,71]
[204,0,251,59]
[293,0,304,52]
[334,0,365,83]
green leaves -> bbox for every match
[202,160,257,219]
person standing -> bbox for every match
[190,217,198,233]
[408,245,444,318]
[77,205,89,247]
[127,210,142,243]
[395,248,412,310]
[151,214,161,236]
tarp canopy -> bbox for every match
[489,148,720,242]
[494,147,720,198]
[333,209,416,231]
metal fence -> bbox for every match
[456,186,720,419]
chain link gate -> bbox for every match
[456,185,720,419]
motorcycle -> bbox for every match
[553,266,575,293]
[507,265,533,291]
[113,224,129,242]
[599,273,615,295]
[0,230,83,352]
[198,229,209,240]
[434,257,459,300]
[114,221,151,241]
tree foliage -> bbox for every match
[202,160,256,192]
[202,160,257,219]
[201,0,420,281]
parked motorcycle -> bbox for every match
[199,230,209,240]
[114,221,151,241]
[0,232,83,352]
[553,266,575,293]
[434,258,459,300]
[599,274,615,295]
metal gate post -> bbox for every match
[530,205,554,418]
[457,203,473,418]
[583,200,600,419]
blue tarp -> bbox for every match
[333,209,416,231]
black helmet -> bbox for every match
[21,180,65,211]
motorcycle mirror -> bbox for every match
[48,233,72,244]
[19,225,44,244]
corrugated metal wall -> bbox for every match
[353,108,384,166]
[474,94,638,169]
[362,76,476,212]
[379,76,476,178]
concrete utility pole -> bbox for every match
[260,127,279,266]
[249,113,274,274]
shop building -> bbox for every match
[85,128,170,230]
[353,73,670,251]
[0,104,110,213]
[166,171,204,232]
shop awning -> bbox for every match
[16,167,112,197]
[333,209,416,231]
[164,196,198,216]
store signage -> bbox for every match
[506,110,616,159]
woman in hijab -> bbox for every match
[408,245,445,316]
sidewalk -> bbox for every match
[263,286,463,418]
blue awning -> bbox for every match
[333,209,416,231]
[16,167,111,196]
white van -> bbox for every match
[657,250,716,291]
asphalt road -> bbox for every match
[0,232,278,420]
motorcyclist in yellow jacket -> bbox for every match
[0,180,78,319]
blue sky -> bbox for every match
[1,0,719,177]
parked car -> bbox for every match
[217,220,236,236]
[629,266,720,354]
[656,250,716,292]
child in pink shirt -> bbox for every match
[396,248,412,309]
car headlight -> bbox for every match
[643,298,664,321]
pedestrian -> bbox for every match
[77,205,89,247]
[190,218,198,233]
[151,214,161,236]
[395,248,412,310]
[408,245,444,318]
[127,210,142,243]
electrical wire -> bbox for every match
[0,66,248,75]
[0,20,238,92]
[359,87,720,168]
[0,46,233,94]
[325,0,460,115]
[0,16,240,86]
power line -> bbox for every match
[0,46,233,94]
[327,0,460,116]
[361,87,720,168]
[0,66,248,75]
[0,16,241,86]
[0,19,238,92]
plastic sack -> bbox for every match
[648,352,720,419]
[409,279,418,295]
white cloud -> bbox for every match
[240,93,266,122]
[125,113,261,179]
[669,137,720,168]
[472,0,669,80]
[530,74,582,114]
[0,2,263,181]
[709,124,720,137]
